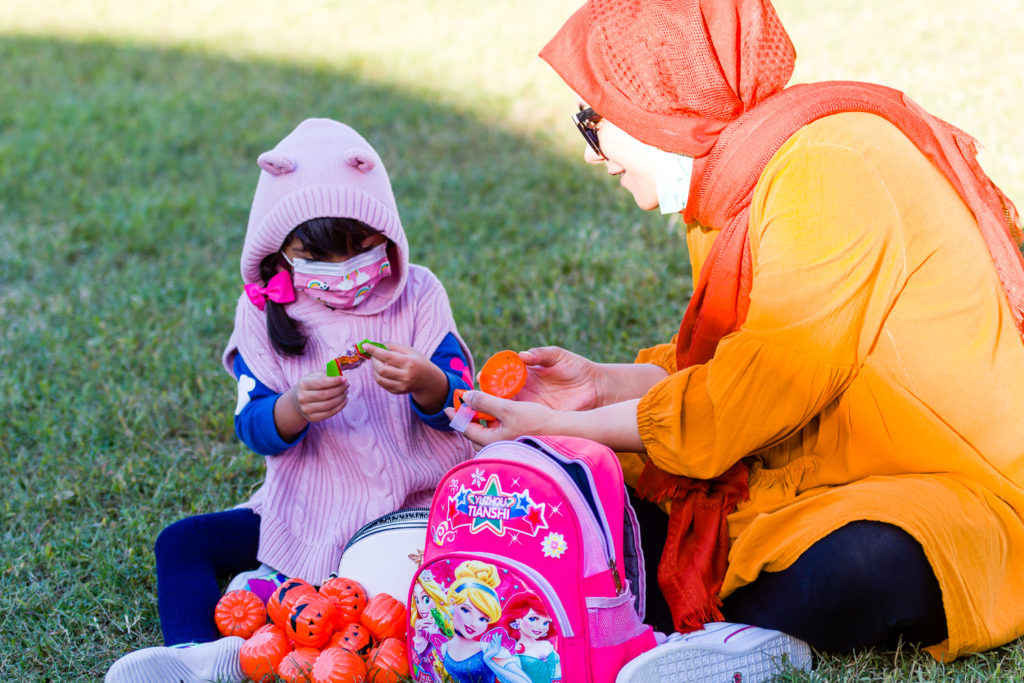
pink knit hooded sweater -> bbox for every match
[222,119,474,582]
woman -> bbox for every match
[455,0,1024,670]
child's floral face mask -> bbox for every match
[283,242,391,309]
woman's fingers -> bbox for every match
[520,346,565,368]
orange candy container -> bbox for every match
[359,593,407,642]
[214,589,268,639]
[239,623,291,682]
[365,637,409,683]
[267,578,318,630]
[318,576,368,627]
[452,349,527,422]
[285,593,339,649]
[277,646,320,683]
[311,646,368,683]
[328,622,373,657]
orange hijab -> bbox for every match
[542,0,1024,633]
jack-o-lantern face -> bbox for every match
[285,593,338,649]
[267,578,318,630]
[328,621,373,656]
[319,576,368,626]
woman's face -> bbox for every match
[452,599,490,639]
[413,584,434,619]
[578,100,662,211]
[518,608,552,640]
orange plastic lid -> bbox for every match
[478,350,526,398]
[453,389,495,422]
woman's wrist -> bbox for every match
[553,399,645,453]
[595,363,668,405]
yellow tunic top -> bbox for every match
[631,112,1024,661]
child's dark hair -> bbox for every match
[260,216,384,356]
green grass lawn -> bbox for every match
[1,1,1022,680]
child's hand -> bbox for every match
[362,342,448,413]
[276,372,348,440]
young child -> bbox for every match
[105,118,475,683]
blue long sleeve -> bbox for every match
[232,354,307,456]
[409,333,472,431]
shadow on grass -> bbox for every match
[0,34,688,680]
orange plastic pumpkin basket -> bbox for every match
[268,578,318,630]
[328,622,373,657]
[239,624,291,683]
[319,576,368,627]
[452,389,495,422]
[365,637,409,683]
[214,589,268,639]
[285,593,338,649]
[277,646,320,683]
[311,646,368,683]
[359,593,407,642]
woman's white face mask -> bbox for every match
[654,151,695,215]
[283,242,391,309]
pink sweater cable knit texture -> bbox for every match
[224,268,473,582]
[222,118,474,582]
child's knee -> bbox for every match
[154,517,197,561]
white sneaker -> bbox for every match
[616,622,812,683]
[105,637,245,683]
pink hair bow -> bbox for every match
[244,271,295,311]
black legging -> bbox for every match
[630,493,948,651]
[155,508,262,645]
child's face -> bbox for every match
[413,584,435,619]
[451,599,490,639]
[282,233,386,263]
[518,608,552,640]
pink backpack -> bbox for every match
[406,435,656,683]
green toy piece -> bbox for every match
[356,339,388,358]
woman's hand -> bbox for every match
[363,341,448,413]
[453,390,647,453]
[516,346,604,411]
[449,391,561,447]
[276,371,349,440]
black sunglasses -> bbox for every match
[573,106,605,159]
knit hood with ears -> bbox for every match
[239,118,409,317]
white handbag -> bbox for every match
[335,508,428,599]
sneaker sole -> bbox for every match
[105,636,244,683]
[616,627,812,683]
